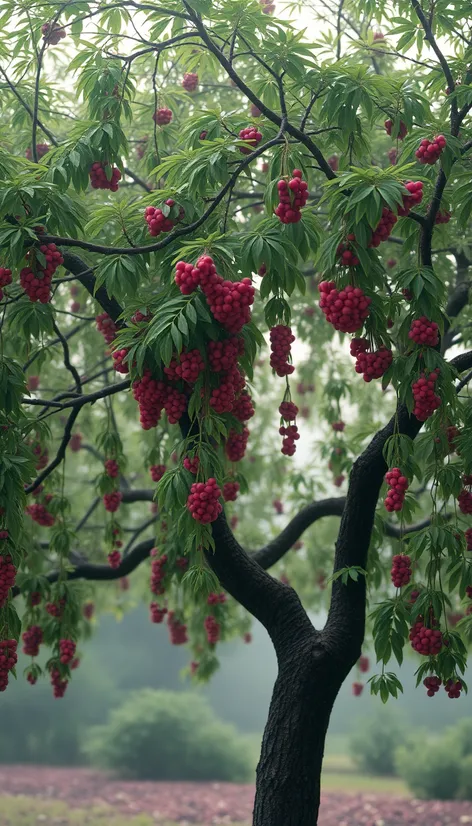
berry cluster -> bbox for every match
[409,618,443,655]
[384,119,407,139]
[445,679,462,699]
[408,316,439,347]
[466,527,472,550]
[384,467,409,512]
[208,592,226,605]
[50,667,68,699]
[458,489,472,515]
[260,0,275,12]
[187,479,222,524]
[280,424,300,456]
[0,267,12,301]
[397,181,424,216]
[41,22,66,45]
[96,312,117,344]
[336,235,359,267]
[150,464,166,483]
[175,257,255,334]
[83,602,94,619]
[279,401,299,421]
[391,554,412,587]
[233,391,255,422]
[273,499,284,514]
[226,427,249,462]
[387,148,398,165]
[415,135,446,164]
[275,170,308,224]
[183,456,199,474]
[0,554,16,607]
[352,340,393,382]
[144,200,184,236]
[153,107,172,125]
[0,639,17,692]
[26,502,55,526]
[223,481,240,501]
[369,208,397,247]
[103,491,122,513]
[208,338,243,372]
[20,243,64,303]
[318,282,371,333]
[112,348,130,374]
[239,126,262,154]
[423,675,441,697]
[204,615,220,644]
[352,682,364,697]
[435,209,451,224]
[108,550,121,568]
[150,602,167,623]
[22,625,43,657]
[270,325,295,376]
[89,162,121,191]
[412,370,441,421]
[59,639,76,664]
[164,349,205,384]
[46,598,66,618]
[104,459,119,478]
[27,376,40,391]
[358,655,370,673]
[175,261,202,295]
[132,371,187,429]
[26,143,49,160]
[168,611,188,644]
[331,420,345,432]
[150,551,167,596]
[32,442,48,470]
[182,72,198,91]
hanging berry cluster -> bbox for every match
[144,200,184,237]
[132,371,187,430]
[412,370,441,421]
[279,401,300,456]
[96,312,118,344]
[350,338,392,382]
[182,72,198,91]
[384,467,409,512]
[41,22,66,45]
[0,267,12,301]
[415,135,446,164]
[390,554,412,587]
[153,107,172,125]
[187,478,222,524]
[275,169,308,224]
[175,256,255,334]
[270,326,295,376]
[89,162,121,191]
[408,317,439,347]
[239,126,262,154]
[20,243,64,304]
[384,119,407,139]
[318,282,371,333]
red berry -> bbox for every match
[204,615,220,644]
[69,433,82,452]
[384,467,409,513]
[145,201,184,237]
[270,326,295,376]
[397,181,424,217]
[150,464,166,483]
[59,638,76,664]
[384,119,407,139]
[22,625,43,656]
[358,655,369,673]
[423,675,441,697]
[409,617,443,655]
[415,135,446,165]
[41,22,66,45]
[26,503,55,527]
[89,162,121,192]
[354,346,393,381]
[279,401,299,421]
[223,481,240,502]
[103,491,122,513]
[319,282,371,333]
[104,458,119,478]
[96,312,118,344]
[408,316,439,347]
[352,682,364,696]
[391,554,412,587]
[153,107,172,125]
[182,72,198,92]
[369,207,397,247]
[412,370,441,421]
[25,143,49,160]
[239,126,262,154]
[226,427,249,462]
[275,171,308,224]
[187,478,222,524]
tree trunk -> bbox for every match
[253,634,347,826]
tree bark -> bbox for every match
[253,632,352,826]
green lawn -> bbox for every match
[0,797,158,826]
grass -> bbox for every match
[321,772,408,795]
[0,796,157,826]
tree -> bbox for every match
[0,0,472,823]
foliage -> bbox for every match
[348,707,407,776]
[83,689,252,781]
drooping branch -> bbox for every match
[51,321,82,393]
[25,405,82,493]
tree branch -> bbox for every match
[52,321,82,393]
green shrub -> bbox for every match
[395,742,461,800]
[348,708,406,776]
[82,689,252,782]
[458,754,472,800]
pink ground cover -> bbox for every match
[0,766,471,824]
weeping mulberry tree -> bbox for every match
[1,0,472,822]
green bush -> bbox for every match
[348,707,406,776]
[458,754,472,800]
[395,742,461,800]
[82,689,252,781]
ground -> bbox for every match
[0,767,472,825]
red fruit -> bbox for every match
[29,591,41,606]
[384,119,407,140]
[144,201,184,237]
[183,456,199,474]
[273,499,283,514]
[41,22,66,45]
[423,675,441,697]
[275,170,308,224]
[354,347,393,382]
[318,281,371,333]
[89,162,121,192]
[112,348,130,374]
[352,682,364,696]
[465,527,472,551]
[397,181,424,217]
[388,148,398,165]
[175,260,201,295]
[59,638,76,664]
[20,243,63,304]
[243,632,252,643]
[334,474,345,487]
[153,107,172,125]
[0,268,12,289]
[150,552,167,595]
[50,667,68,699]
[204,615,220,644]
[46,599,66,618]
[96,312,118,345]
[182,72,198,92]
[387,258,397,268]
[26,503,55,527]
[27,375,40,391]
[70,300,81,313]
[369,207,397,247]
[409,618,443,655]
[22,625,43,657]
[108,551,121,571]
[279,401,299,421]
[412,370,441,421]
[199,130,208,140]
[461,489,472,514]
[150,601,167,623]
[83,602,94,619]
[239,126,262,154]
[104,459,119,478]
[226,427,249,462]
[415,135,446,165]
[69,433,82,452]
[187,478,222,524]
[391,554,412,587]
[270,325,295,376]
[150,464,166,483]
[358,655,369,673]
[233,391,255,422]
[279,424,300,456]
[435,209,451,224]
[167,611,188,644]
[331,420,345,432]
[408,316,439,347]
[384,467,409,513]
[208,337,241,372]
[25,143,49,160]
[103,491,122,513]
[336,237,360,268]
[196,255,255,333]
[327,155,338,171]
[0,639,17,692]
[164,349,205,384]
[223,481,240,502]
[444,678,462,699]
